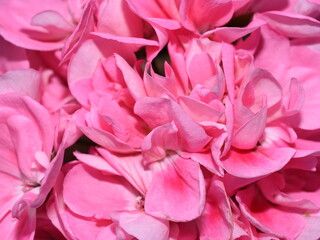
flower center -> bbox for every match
[135,196,145,211]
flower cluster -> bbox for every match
[1,0,320,239]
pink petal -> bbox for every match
[296,217,320,240]
[143,64,178,100]
[286,67,320,130]
[239,68,283,111]
[115,54,147,100]
[282,78,305,115]
[142,123,179,164]
[222,43,235,103]
[0,70,40,101]
[180,0,234,32]
[63,163,139,219]
[232,105,267,149]
[65,209,113,240]
[170,101,211,152]
[261,11,320,38]
[74,151,119,175]
[187,52,217,88]
[68,37,136,90]
[96,0,143,37]
[236,185,305,239]
[179,151,223,176]
[249,25,290,82]
[60,0,95,63]
[258,173,320,211]
[197,178,233,240]
[134,97,172,129]
[0,209,36,240]
[145,157,205,222]
[0,172,21,219]
[179,96,224,123]
[0,0,71,50]
[7,115,43,181]
[97,148,153,195]
[111,211,169,240]
[125,0,180,29]
[31,10,74,35]
[202,18,264,43]
[222,146,296,178]
[0,36,29,74]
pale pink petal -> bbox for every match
[187,52,217,88]
[145,157,205,222]
[239,68,283,111]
